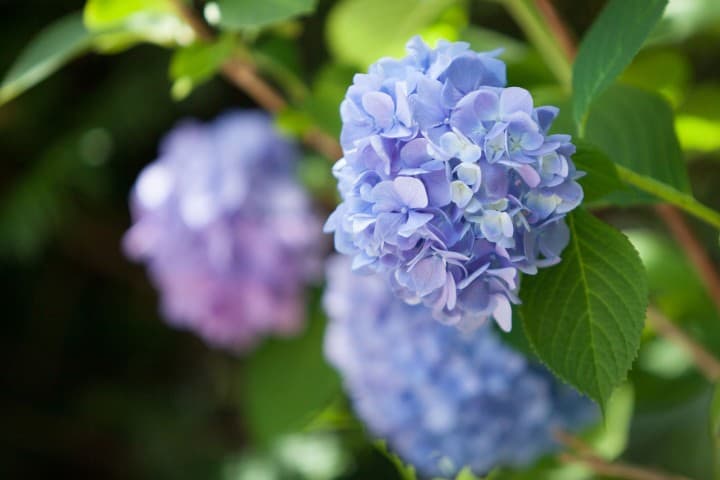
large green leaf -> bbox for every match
[240,303,340,445]
[571,140,623,204]
[216,0,317,30]
[584,84,690,205]
[327,0,456,68]
[0,12,92,106]
[572,0,668,127]
[520,209,648,409]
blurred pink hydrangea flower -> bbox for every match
[124,111,322,352]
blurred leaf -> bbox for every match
[676,84,720,153]
[215,0,317,30]
[169,33,236,100]
[460,27,527,63]
[84,0,190,51]
[302,64,356,137]
[461,26,554,87]
[620,49,691,108]
[520,209,648,409]
[453,467,480,480]
[0,12,93,106]
[240,305,340,445]
[571,140,623,204]
[374,440,417,480]
[582,383,634,459]
[625,388,715,479]
[327,0,456,68]
[676,116,720,153]
[0,136,103,260]
[573,0,668,127]
[585,85,690,204]
[649,0,720,45]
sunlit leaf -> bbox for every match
[169,33,236,100]
[327,0,456,68]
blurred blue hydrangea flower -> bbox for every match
[323,256,597,478]
[124,111,322,352]
[324,36,583,331]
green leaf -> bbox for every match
[572,0,668,127]
[216,0,317,30]
[581,383,634,459]
[169,34,236,100]
[327,0,456,68]
[375,440,417,480]
[454,466,481,480]
[84,0,189,51]
[584,84,690,205]
[520,209,648,409]
[0,12,93,105]
[571,140,623,204]
[240,303,340,445]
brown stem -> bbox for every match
[168,0,214,41]
[558,453,692,480]
[534,0,577,59]
[655,204,720,314]
[168,0,343,161]
[646,306,720,382]
[556,431,693,480]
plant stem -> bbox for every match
[556,431,692,480]
[502,0,572,91]
[167,0,343,160]
[615,165,720,230]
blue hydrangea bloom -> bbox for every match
[124,111,322,352]
[323,257,597,478]
[324,36,584,331]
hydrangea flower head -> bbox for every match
[325,36,583,331]
[323,257,597,477]
[124,111,321,352]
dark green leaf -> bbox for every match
[520,209,648,409]
[571,140,623,203]
[327,0,456,68]
[240,304,340,445]
[584,84,690,204]
[169,34,236,100]
[572,0,668,126]
[0,12,92,105]
[374,440,417,480]
[216,0,317,30]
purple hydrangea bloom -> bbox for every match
[124,111,322,352]
[324,36,584,331]
[323,257,597,477]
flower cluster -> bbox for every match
[325,36,583,331]
[124,111,321,352]
[323,256,597,477]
